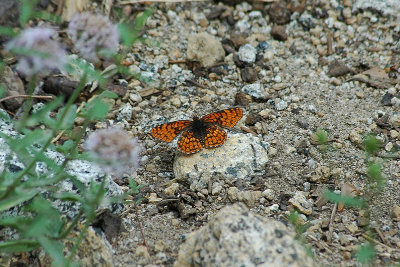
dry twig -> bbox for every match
[327,202,337,242]
[0,95,54,103]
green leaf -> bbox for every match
[37,236,67,267]
[99,90,118,99]
[118,8,153,46]
[69,176,86,194]
[34,10,61,24]
[363,135,380,155]
[324,190,366,209]
[54,192,83,202]
[19,0,39,26]
[57,104,77,130]
[0,26,17,37]
[65,57,105,85]
[0,215,32,233]
[287,211,311,238]
[4,129,53,167]
[356,242,376,263]
[24,196,64,238]
[367,163,386,188]
[0,108,10,120]
[56,140,74,153]
[315,129,328,145]
[79,92,116,121]
[0,188,39,212]
[0,240,39,253]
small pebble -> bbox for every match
[238,44,257,63]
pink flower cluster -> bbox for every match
[68,12,120,62]
[84,127,141,177]
[6,27,67,76]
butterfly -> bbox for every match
[150,108,243,154]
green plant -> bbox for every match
[324,134,386,264]
[0,0,152,265]
[287,211,311,239]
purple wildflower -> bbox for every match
[84,127,141,177]
[67,12,120,62]
[5,27,67,76]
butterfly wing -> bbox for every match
[201,108,243,128]
[177,130,203,154]
[151,120,191,142]
[203,126,227,148]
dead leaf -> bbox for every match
[347,67,399,89]
[62,0,90,21]
[102,0,113,16]
[338,183,359,212]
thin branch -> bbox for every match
[0,94,54,103]
[169,59,187,64]
[135,204,150,255]
[327,202,337,243]
[361,233,396,251]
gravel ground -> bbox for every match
[2,0,400,266]
[110,0,400,266]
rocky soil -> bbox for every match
[2,0,400,266]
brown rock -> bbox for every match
[268,3,291,25]
[230,32,248,49]
[327,60,353,77]
[393,205,400,221]
[241,67,258,83]
[0,66,25,111]
[206,6,226,20]
[234,92,251,106]
[271,24,288,41]
[245,113,262,126]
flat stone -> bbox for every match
[173,133,268,191]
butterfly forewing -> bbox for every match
[201,108,243,128]
[150,120,191,142]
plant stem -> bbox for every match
[16,75,37,129]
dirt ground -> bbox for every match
[2,0,400,266]
[111,1,400,266]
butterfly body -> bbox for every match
[151,108,243,154]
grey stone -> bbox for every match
[242,83,268,99]
[235,20,251,32]
[238,44,257,63]
[276,100,288,110]
[174,203,315,267]
[0,66,25,111]
[173,133,268,191]
[116,103,133,121]
[353,0,400,17]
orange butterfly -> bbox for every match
[151,108,243,154]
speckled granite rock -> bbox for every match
[39,226,114,266]
[173,133,268,191]
[174,203,315,267]
[0,115,124,219]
